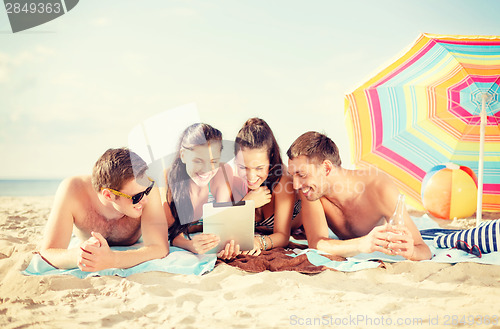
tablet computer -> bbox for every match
[202,200,255,253]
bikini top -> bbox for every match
[255,199,302,229]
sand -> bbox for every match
[1,196,500,329]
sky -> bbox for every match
[1,0,500,179]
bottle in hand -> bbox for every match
[388,194,406,227]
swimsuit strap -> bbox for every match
[207,181,215,204]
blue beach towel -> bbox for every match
[23,215,500,276]
[289,215,500,271]
[23,245,216,278]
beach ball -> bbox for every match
[421,163,478,219]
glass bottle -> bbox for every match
[388,194,406,227]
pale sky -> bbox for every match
[1,0,500,179]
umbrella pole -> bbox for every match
[476,94,488,226]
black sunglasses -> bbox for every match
[103,178,155,204]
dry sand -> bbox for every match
[1,196,500,329]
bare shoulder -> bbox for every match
[212,162,233,187]
[47,175,94,230]
[362,168,400,211]
[230,174,246,201]
[360,168,397,193]
[216,162,233,178]
[52,176,95,212]
[57,175,91,197]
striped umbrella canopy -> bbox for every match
[345,33,500,215]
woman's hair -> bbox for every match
[234,118,283,193]
[168,123,223,241]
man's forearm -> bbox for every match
[314,237,364,258]
[408,243,432,261]
[38,248,80,269]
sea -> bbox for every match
[0,179,63,197]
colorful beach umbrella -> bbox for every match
[345,33,500,220]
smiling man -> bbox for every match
[39,148,169,271]
[286,132,431,261]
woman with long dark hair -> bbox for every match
[163,123,238,258]
[233,118,302,255]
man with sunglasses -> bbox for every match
[39,148,169,271]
